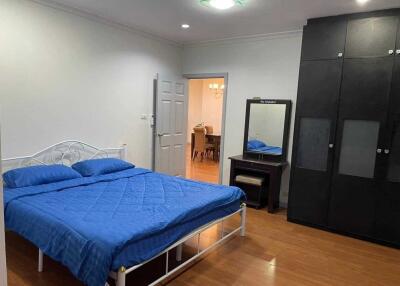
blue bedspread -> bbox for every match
[3,168,245,286]
[247,140,282,155]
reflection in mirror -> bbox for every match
[246,104,286,156]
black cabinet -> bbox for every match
[389,56,400,115]
[375,185,400,244]
[296,60,342,118]
[301,17,347,60]
[375,54,400,245]
[375,125,400,243]
[288,9,400,248]
[338,58,393,120]
[345,16,398,58]
[329,55,394,238]
[288,60,342,226]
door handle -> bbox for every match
[158,133,165,137]
[377,148,382,154]
[389,50,394,55]
[384,149,390,154]
[338,52,343,58]
[329,144,334,149]
[396,49,400,55]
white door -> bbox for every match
[0,129,7,286]
[155,75,188,176]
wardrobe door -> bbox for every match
[328,57,394,237]
[288,60,342,226]
[375,54,400,246]
[345,15,398,58]
[301,18,347,60]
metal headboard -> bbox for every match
[1,140,127,173]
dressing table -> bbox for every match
[229,99,291,213]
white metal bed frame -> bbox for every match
[2,140,246,286]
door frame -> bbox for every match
[183,73,229,184]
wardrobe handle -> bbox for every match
[377,148,382,154]
[384,149,390,154]
[396,49,400,55]
[388,50,394,55]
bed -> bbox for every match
[2,141,246,286]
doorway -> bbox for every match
[185,75,227,184]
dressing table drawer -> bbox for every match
[235,160,266,171]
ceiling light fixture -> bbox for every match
[356,0,369,5]
[209,83,225,98]
[181,24,190,29]
[200,0,246,10]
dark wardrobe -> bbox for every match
[288,9,400,248]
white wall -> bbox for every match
[0,0,182,169]
[183,33,302,204]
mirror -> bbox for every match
[243,99,291,161]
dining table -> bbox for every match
[191,132,221,161]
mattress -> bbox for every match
[3,168,245,286]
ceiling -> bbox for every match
[45,0,400,44]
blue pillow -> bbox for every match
[248,139,267,150]
[72,158,135,177]
[3,164,82,188]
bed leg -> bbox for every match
[116,267,126,286]
[176,243,183,262]
[240,204,247,237]
[38,249,44,272]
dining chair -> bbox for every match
[193,127,214,161]
[205,125,215,146]
[205,125,213,134]
[213,136,221,161]
[205,125,221,160]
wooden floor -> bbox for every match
[185,144,219,184]
[6,208,400,286]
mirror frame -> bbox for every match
[243,99,292,162]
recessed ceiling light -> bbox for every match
[181,24,190,29]
[356,0,369,5]
[200,0,246,10]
